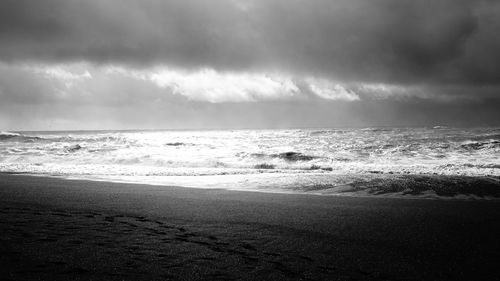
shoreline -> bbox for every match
[4,172,500,201]
[1,173,500,280]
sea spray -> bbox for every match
[1,127,499,198]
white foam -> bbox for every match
[0,128,499,196]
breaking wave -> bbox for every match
[332,175,500,200]
[165,142,195,146]
[0,131,41,142]
[1,127,499,199]
[248,152,318,162]
[460,140,500,150]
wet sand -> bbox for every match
[1,173,500,280]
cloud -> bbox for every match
[305,78,359,101]
[149,69,300,103]
[7,64,366,103]
[28,65,92,88]
[0,0,499,87]
[2,62,500,109]
[0,0,499,130]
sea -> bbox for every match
[1,127,499,199]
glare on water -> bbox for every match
[1,127,499,196]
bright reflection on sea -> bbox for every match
[1,127,499,198]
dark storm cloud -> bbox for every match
[1,0,499,86]
[1,0,500,130]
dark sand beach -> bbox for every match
[1,173,500,280]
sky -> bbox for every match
[0,0,499,130]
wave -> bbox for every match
[0,131,41,142]
[165,142,195,146]
[442,163,500,169]
[337,175,500,199]
[248,152,318,162]
[252,163,331,171]
[0,133,131,144]
[65,144,83,153]
[360,127,394,132]
[470,133,500,141]
[273,152,318,161]
[1,128,499,195]
[309,129,348,136]
[47,135,129,144]
[460,140,500,150]
[254,163,275,169]
[278,174,500,199]
[309,130,331,136]
[0,131,21,139]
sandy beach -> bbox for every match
[1,173,500,280]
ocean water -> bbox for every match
[1,127,499,199]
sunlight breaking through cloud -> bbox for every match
[306,78,360,101]
[18,63,500,105]
[106,66,366,103]
[149,69,300,103]
[27,64,92,88]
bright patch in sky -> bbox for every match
[28,65,92,88]
[62,64,368,103]
[306,78,360,101]
[14,63,498,106]
[150,69,300,103]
